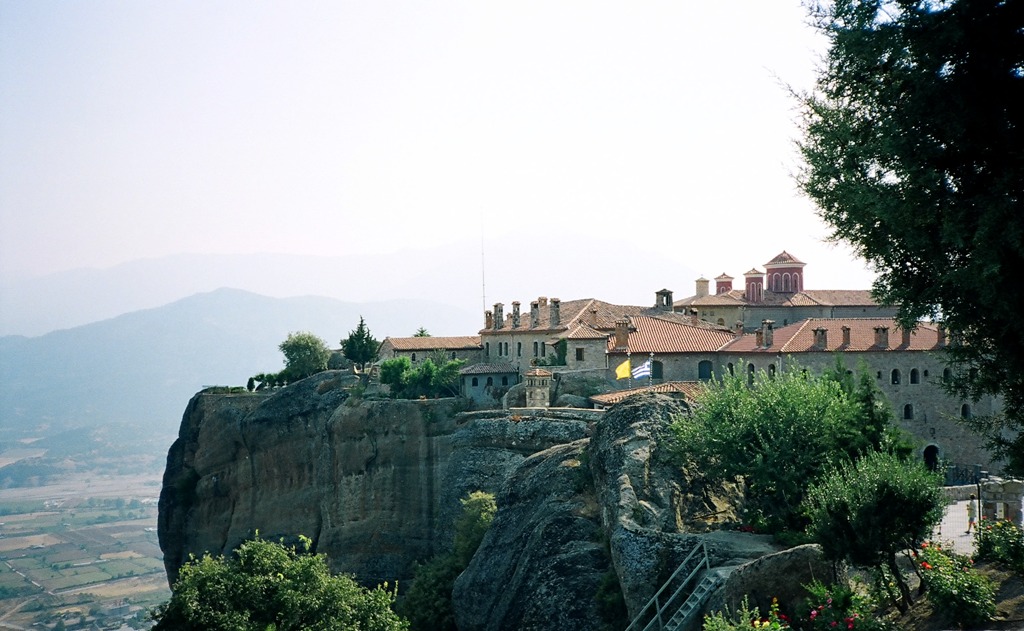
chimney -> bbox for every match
[937,324,947,347]
[715,274,734,295]
[762,320,775,347]
[842,325,851,346]
[538,296,548,307]
[485,310,493,329]
[512,301,521,328]
[530,301,540,327]
[588,307,598,327]
[493,303,504,329]
[655,289,674,311]
[695,277,710,298]
[755,329,764,346]
[874,326,889,348]
[550,298,560,327]
[734,321,744,336]
[614,319,629,349]
[813,327,828,349]
[901,326,911,347]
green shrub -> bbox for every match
[800,580,894,631]
[917,541,995,627]
[703,596,790,630]
[974,518,1024,573]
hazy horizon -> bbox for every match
[1,0,877,316]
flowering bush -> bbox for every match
[800,581,893,631]
[703,596,790,630]
[974,518,1024,573]
[917,541,995,627]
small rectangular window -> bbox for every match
[575,348,584,361]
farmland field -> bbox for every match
[0,426,174,629]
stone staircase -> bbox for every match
[624,539,731,631]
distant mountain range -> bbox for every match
[0,244,692,337]
[0,288,478,434]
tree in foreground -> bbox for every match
[672,368,901,533]
[342,317,381,371]
[151,534,408,631]
[797,0,1024,474]
[278,331,331,381]
[804,451,945,614]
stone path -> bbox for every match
[932,499,976,556]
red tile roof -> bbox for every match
[564,322,608,340]
[765,251,805,266]
[590,381,706,406]
[383,335,482,351]
[722,318,942,353]
[607,314,737,355]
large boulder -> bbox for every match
[705,543,840,621]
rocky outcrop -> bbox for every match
[158,373,589,585]
[162,382,797,630]
[452,440,608,631]
[451,392,779,630]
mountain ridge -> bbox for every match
[0,287,477,433]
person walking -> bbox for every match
[966,493,978,534]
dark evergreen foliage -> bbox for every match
[797,0,1024,474]
[341,316,381,370]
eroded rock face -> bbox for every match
[452,441,608,631]
[158,373,589,586]
[452,392,777,630]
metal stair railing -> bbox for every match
[661,572,723,631]
[623,539,712,631]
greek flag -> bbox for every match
[631,359,652,380]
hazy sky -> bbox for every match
[0,1,875,291]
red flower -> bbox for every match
[921,561,932,570]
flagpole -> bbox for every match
[650,352,655,386]
[627,351,632,390]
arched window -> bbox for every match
[504,342,509,356]
[768,364,776,378]
[486,376,493,387]
[903,404,914,420]
[783,273,791,292]
[471,377,478,387]
[923,445,939,471]
[533,341,539,356]
[910,368,920,384]
[517,342,522,357]
[942,367,952,384]
[747,363,755,386]
[502,376,508,386]
[485,342,490,356]
[717,318,725,326]
[451,352,457,359]
[727,362,734,376]
[652,361,663,379]
[411,352,417,362]
[961,404,972,419]
[698,360,713,381]
[891,369,901,385]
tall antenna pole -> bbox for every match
[480,226,487,313]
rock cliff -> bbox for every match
[159,372,590,585]
[160,376,807,630]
